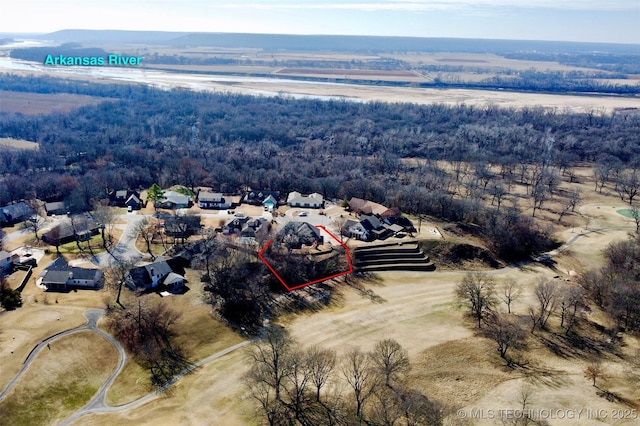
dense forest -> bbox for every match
[1,74,639,260]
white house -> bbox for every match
[287,192,324,209]
[198,191,230,209]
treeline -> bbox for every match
[580,235,640,332]
[504,51,640,75]
[10,44,110,63]
[142,53,410,70]
[1,76,640,259]
[246,327,443,425]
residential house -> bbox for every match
[263,195,278,211]
[342,214,409,242]
[223,216,250,234]
[42,215,99,246]
[278,221,323,249]
[198,191,230,209]
[164,215,202,238]
[287,192,324,209]
[0,250,12,274]
[39,257,103,291]
[0,201,34,226]
[384,216,416,233]
[348,197,399,219]
[155,191,191,209]
[44,201,66,216]
[342,220,369,241]
[243,190,280,205]
[240,217,270,238]
[125,256,187,292]
[110,190,142,207]
[360,214,391,240]
[125,193,143,210]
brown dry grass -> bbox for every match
[104,274,244,406]
[0,137,38,150]
[0,90,111,115]
[0,330,118,425]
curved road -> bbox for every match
[0,309,124,402]
[2,220,632,423]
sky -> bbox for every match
[2,0,639,44]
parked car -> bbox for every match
[299,212,308,217]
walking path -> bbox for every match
[1,219,632,423]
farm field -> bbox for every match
[0,137,38,150]
[0,90,111,115]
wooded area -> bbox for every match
[1,75,639,263]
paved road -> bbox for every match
[60,340,251,425]
[94,214,147,267]
[0,309,121,401]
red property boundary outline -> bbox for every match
[258,225,353,291]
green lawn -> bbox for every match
[617,209,639,219]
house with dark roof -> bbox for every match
[125,256,187,291]
[42,215,99,246]
[240,217,270,238]
[39,257,103,291]
[342,214,411,242]
[198,191,230,209]
[0,202,34,226]
[223,216,251,234]
[44,201,66,216]
[0,250,12,274]
[243,190,280,206]
[109,190,143,210]
[164,215,202,238]
[278,221,323,249]
[287,192,324,209]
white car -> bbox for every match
[299,212,308,217]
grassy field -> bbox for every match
[0,331,118,426]
[0,90,111,115]
[0,137,38,150]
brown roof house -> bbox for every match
[348,198,399,219]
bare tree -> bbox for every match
[370,338,410,388]
[485,312,524,363]
[93,201,115,249]
[136,218,156,260]
[500,279,521,314]
[342,348,378,422]
[533,280,558,331]
[306,345,337,403]
[103,258,136,307]
[455,272,498,328]
[24,198,44,242]
[559,286,586,334]
[629,203,640,234]
[615,169,639,205]
[247,326,294,404]
[583,363,605,387]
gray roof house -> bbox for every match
[155,191,191,209]
[278,221,323,249]
[0,202,34,225]
[39,257,103,291]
